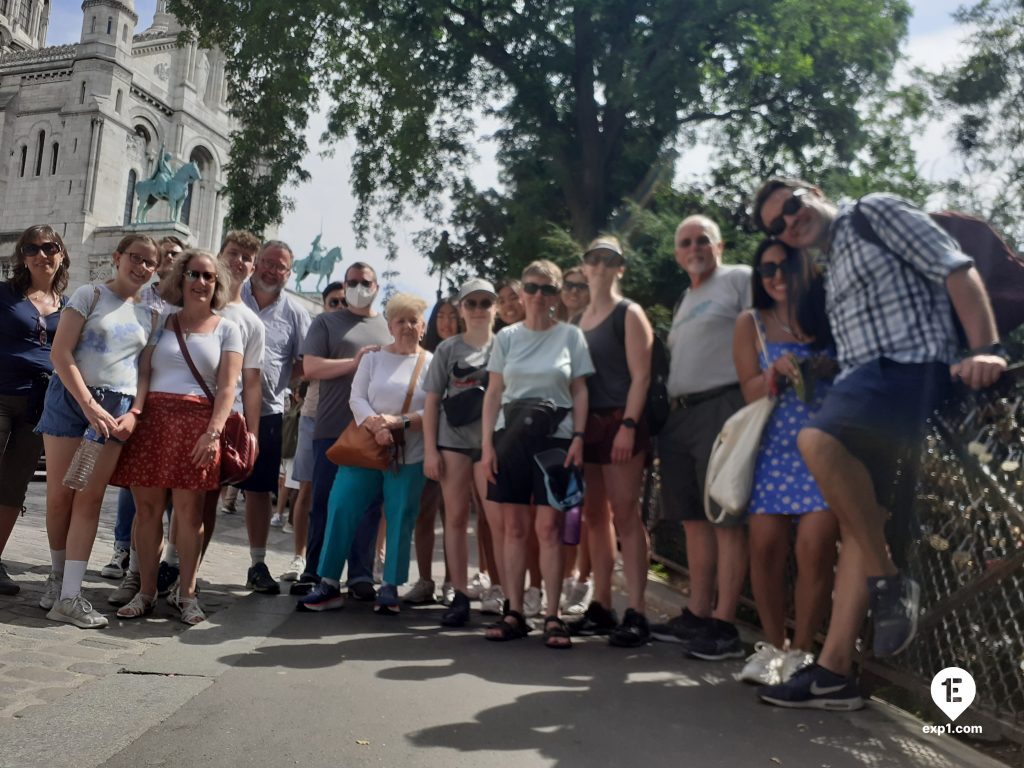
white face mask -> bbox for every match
[346,284,375,309]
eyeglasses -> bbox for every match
[764,188,809,236]
[184,269,217,283]
[126,251,159,271]
[756,260,799,279]
[326,298,345,308]
[34,314,47,346]
[463,298,493,310]
[582,250,624,267]
[260,263,291,274]
[22,242,61,257]
[346,278,373,288]
[522,282,559,297]
[563,280,588,292]
[677,234,713,249]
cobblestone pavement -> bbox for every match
[0,481,299,720]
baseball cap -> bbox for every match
[458,278,497,301]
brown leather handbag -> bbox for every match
[327,350,426,471]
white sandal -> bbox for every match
[178,597,206,625]
[116,592,156,619]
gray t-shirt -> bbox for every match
[667,264,752,397]
[302,309,392,440]
[423,334,493,450]
[487,322,594,439]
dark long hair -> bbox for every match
[422,297,461,352]
[751,239,832,350]
[9,224,70,298]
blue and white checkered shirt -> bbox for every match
[824,194,973,375]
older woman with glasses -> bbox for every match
[110,250,242,624]
[0,226,70,596]
[37,234,161,628]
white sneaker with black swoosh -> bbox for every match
[758,663,864,710]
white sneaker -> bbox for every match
[781,648,815,682]
[466,572,491,600]
[403,578,436,604]
[270,513,284,528]
[281,555,306,582]
[100,546,129,579]
[739,641,785,685]
[564,579,591,616]
[282,522,294,534]
[479,584,506,615]
[522,586,543,617]
[39,570,62,610]
[47,594,108,629]
[440,581,455,606]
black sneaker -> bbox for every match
[686,619,745,660]
[348,581,376,602]
[156,562,180,597]
[0,561,19,596]
[608,608,651,648]
[567,601,618,636]
[441,590,471,628]
[289,573,317,596]
[868,573,920,657]
[649,607,712,643]
[758,663,864,711]
[246,562,280,594]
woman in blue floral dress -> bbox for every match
[731,239,839,685]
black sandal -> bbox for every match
[484,609,530,641]
[543,615,573,649]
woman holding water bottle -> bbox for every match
[36,234,161,628]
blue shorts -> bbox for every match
[807,358,950,501]
[34,375,133,443]
[291,414,315,484]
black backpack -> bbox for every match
[851,200,1024,345]
[610,301,671,435]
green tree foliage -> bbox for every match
[929,0,1024,246]
[170,0,912,255]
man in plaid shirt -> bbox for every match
[749,179,1007,710]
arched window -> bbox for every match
[50,142,58,175]
[122,24,128,42]
[115,89,123,112]
[18,145,27,177]
[89,16,96,34]
[79,81,86,104]
[123,169,137,225]
[106,17,112,35]
[180,183,194,225]
[34,130,45,176]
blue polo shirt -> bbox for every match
[0,281,64,395]
[241,281,311,415]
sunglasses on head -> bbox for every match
[346,278,373,288]
[522,282,559,297]
[764,188,809,236]
[126,251,159,270]
[582,250,624,267]
[677,234,713,249]
[756,259,799,279]
[462,297,493,310]
[184,269,217,283]
[563,280,588,292]
[326,297,345,308]
[22,242,61,257]
[34,314,47,346]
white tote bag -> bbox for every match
[704,312,775,524]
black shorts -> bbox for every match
[486,430,572,506]
[438,445,483,463]
[236,413,283,493]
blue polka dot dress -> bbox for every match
[749,311,832,516]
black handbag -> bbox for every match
[442,386,486,427]
[503,398,569,438]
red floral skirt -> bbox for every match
[111,393,220,491]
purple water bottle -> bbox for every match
[562,504,582,546]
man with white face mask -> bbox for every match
[292,262,393,601]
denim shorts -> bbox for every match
[291,414,315,484]
[34,375,133,443]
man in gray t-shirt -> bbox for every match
[296,262,393,594]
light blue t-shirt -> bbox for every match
[66,284,158,395]
[241,281,311,416]
[487,322,594,438]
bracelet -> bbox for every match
[206,429,221,439]
[129,407,143,418]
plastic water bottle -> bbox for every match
[562,504,582,546]
[63,427,104,491]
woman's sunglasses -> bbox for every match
[756,260,799,279]
[184,269,217,283]
[522,282,559,297]
[22,242,61,257]
[463,298,494,310]
[582,250,624,267]
[563,280,588,292]
[764,188,809,236]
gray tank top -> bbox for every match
[580,300,632,409]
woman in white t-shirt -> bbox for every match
[111,250,242,624]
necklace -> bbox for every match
[772,308,806,341]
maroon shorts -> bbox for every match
[582,407,650,465]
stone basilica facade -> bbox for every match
[0,0,233,287]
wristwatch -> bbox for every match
[402,415,412,430]
[971,342,1010,361]
[621,417,638,429]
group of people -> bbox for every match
[0,175,1008,712]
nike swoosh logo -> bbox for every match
[809,681,846,695]
[452,363,483,378]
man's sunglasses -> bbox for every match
[756,260,799,279]
[677,234,712,249]
[563,280,588,292]
[764,188,809,236]
[22,242,61,257]
[184,269,217,283]
[582,250,624,267]
[346,278,373,288]
[326,298,345,308]
[522,282,559,297]
[463,298,493,310]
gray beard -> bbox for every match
[252,276,283,296]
